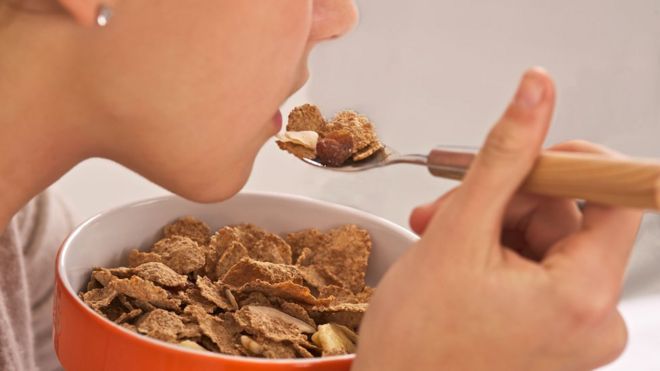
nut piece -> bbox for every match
[178,340,207,352]
[276,131,319,151]
[240,335,264,356]
[311,323,357,356]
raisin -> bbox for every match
[316,131,354,167]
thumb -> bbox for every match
[441,68,556,232]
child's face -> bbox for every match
[88,1,357,201]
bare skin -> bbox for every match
[0,2,643,370]
[353,69,642,371]
[0,0,358,228]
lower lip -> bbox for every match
[271,110,283,132]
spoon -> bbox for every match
[301,146,660,210]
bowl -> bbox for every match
[54,192,418,371]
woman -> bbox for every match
[0,1,641,370]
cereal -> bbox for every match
[238,291,273,308]
[316,130,354,167]
[279,301,316,328]
[163,216,211,245]
[309,303,368,331]
[206,225,292,279]
[276,104,384,166]
[298,265,343,291]
[324,111,377,154]
[238,280,326,306]
[90,269,115,287]
[178,322,202,339]
[224,287,239,310]
[353,140,384,161]
[129,299,156,313]
[276,141,317,160]
[296,225,371,293]
[115,308,143,324]
[214,224,293,265]
[318,285,355,302]
[185,305,241,355]
[276,130,319,150]
[283,228,325,263]
[109,276,181,311]
[127,250,162,267]
[276,130,319,160]
[178,340,206,351]
[293,343,315,358]
[240,335,265,355]
[136,309,185,342]
[152,236,206,275]
[175,288,217,314]
[80,219,375,359]
[355,287,375,304]
[222,258,303,288]
[319,285,374,305]
[241,335,298,358]
[286,104,326,132]
[213,241,249,280]
[133,262,189,288]
[195,276,233,311]
[311,323,357,356]
[81,286,117,311]
[234,305,312,343]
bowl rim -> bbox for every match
[57,191,418,365]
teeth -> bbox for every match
[276,131,319,150]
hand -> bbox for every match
[353,68,643,371]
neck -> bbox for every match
[0,9,97,230]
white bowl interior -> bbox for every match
[60,191,418,302]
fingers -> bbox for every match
[577,204,642,280]
[452,68,556,226]
[543,141,643,295]
[422,68,557,262]
[409,188,457,235]
[501,194,581,259]
[547,140,620,156]
[562,141,641,279]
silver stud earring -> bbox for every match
[96,4,112,27]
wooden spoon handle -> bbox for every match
[427,148,660,210]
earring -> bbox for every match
[96,4,113,27]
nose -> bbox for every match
[309,0,359,42]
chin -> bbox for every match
[173,161,253,204]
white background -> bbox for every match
[52,0,660,368]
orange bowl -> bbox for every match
[54,192,418,371]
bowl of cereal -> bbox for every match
[54,192,418,371]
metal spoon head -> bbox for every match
[300,145,397,172]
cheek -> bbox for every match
[89,2,312,201]
[95,1,311,141]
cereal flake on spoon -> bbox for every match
[276,104,384,167]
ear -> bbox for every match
[56,0,114,27]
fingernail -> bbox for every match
[513,69,546,110]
